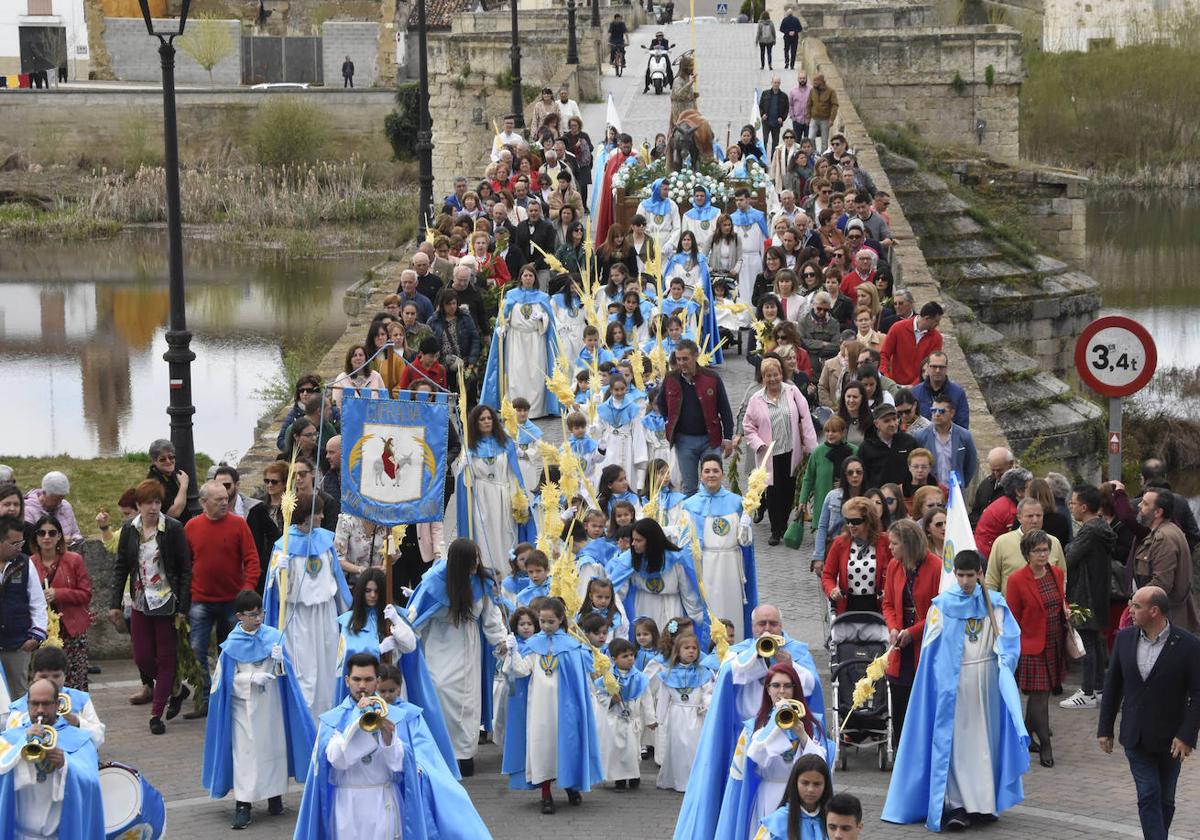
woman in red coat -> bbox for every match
[1005,527,1067,769]
[881,518,942,745]
[821,495,891,614]
[30,513,94,690]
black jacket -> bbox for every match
[858,431,917,489]
[970,474,1002,528]
[112,516,192,613]
[1099,623,1200,753]
[1064,516,1116,630]
[513,218,557,273]
[245,503,281,595]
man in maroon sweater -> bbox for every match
[182,480,260,717]
[880,301,944,386]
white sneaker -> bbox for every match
[1059,689,1099,709]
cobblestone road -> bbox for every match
[85,18,1197,840]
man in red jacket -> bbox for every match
[880,301,944,386]
[182,480,260,717]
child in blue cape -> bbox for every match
[201,589,316,830]
[594,378,649,490]
[495,606,539,759]
[516,550,552,606]
[503,597,604,813]
[597,465,641,517]
[754,753,834,840]
[595,638,657,790]
[576,324,617,370]
[579,578,626,643]
[501,542,534,610]
[633,617,663,673]
[5,646,105,749]
[567,412,603,486]
[512,396,545,491]
[655,632,716,792]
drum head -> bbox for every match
[99,764,143,831]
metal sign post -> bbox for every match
[1074,315,1158,482]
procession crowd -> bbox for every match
[1,13,1199,840]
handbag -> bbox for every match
[1065,622,1086,660]
[783,518,804,549]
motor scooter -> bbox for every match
[641,42,675,95]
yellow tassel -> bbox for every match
[511,481,530,524]
[842,648,893,730]
[532,241,568,276]
[500,399,519,438]
[630,347,646,392]
[742,442,774,515]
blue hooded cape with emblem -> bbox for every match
[263,527,352,629]
[756,803,826,839]
[480,288,561,417]
[681,486,758,639]
[454,434,534,550]
[881,584,1028,831]
[201,622,317,799]
[292,696,488,840]
[608,546,710,645]
[0,718,106,839]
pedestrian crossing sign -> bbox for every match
[716,2,728,13]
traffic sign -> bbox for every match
[716,2,729,14]
[1108,432,1121,455]
[1073,315,1157,398]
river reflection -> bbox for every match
[1086,190,1200,415]
[0,230,376,461]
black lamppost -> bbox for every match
[591,0,600,29]
[509,0,524,129]
[567,0,579,65]
[415,0,434,222]
[137,0,200,519]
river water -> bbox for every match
[0,230,378,462]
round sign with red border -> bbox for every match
[1074,315,1157,398]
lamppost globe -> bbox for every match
[136,0,201,519]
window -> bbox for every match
[28,0,54,14]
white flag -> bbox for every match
[606,92,622,134]
[940,471,978,592]
[749,88,762,132]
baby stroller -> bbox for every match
[827,610,893,771]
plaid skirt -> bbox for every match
[1017,573,1066,693]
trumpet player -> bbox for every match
[0,678,105,837]
[295,652,488,840]
[201,589,315,830]
[717,663,828,840]
[4,646,105,749]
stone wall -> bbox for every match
[321,20,380,87]
[813,27,1022,162]
[0,88,395,164]
[798,2,935,30]
[103,16,243,85]
[798,35,1012,477]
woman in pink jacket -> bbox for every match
[741,355,818,545]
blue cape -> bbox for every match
[332,610,458,778]
[504,630,604,791]
[731,205,769,238]
[673,635,825,840]
[641,178,674,216]
[201,623,317,799]
[684,185,720,222]
[0,719,105,840]
[480,288,561,415]
[682,487,758,639]
[659,662,715,690]
[263,527,351,629]
[601,665,651,701]
[597,397,640,429]
[7,686,91,721]
[516,420,544,444]
[454,434,534,546]
[881,585,1028,831]
[756,804,826,840]
[662,250,723,364]
[516,578,552,606]
[661,296,701,322]
[576,345,617,370]
[608,547,710,645]
[292,696,488,840]
[500,636,535,790]
[636,648,663,672]
[604,489,641,514]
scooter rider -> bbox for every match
[643,32,675,92]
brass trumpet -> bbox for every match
[755,634,783,659]
[358,696,389,732]
[775,699,807,730]
[21,721,57,763]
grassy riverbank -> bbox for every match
[1,453,215,538]
[1020,23,1200,186]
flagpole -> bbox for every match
[690,0,698,97]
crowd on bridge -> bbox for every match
[1,10,1199,840]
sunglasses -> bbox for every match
[930,407,948,415]
[295,470,312,478]
[845,517,866,526]
[37,529,59,538]
[802,271,818,278]
[263,478,282,486]
[844,468,863,476]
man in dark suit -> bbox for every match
[1098,585,1200,840]
[512,199,557,291]
[970,446,1014,528]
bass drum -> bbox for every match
[99,761,166,840]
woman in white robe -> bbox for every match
[454,404,529,580]
[681,470,755,641]
[550,282,588,375]
[611,518,708,640]
[481,265,560,419]
[407,539,509,771]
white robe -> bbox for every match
[682,214,718,257]
[230,657,289,802]
[597,679,656,781]
[503,300,552,418]
[507,650,562,784]
[551,298,588,373]
[946,614,1001,816]
[665,255,706,300]
[696,511,754,641]
[418,595,507,760]
[618,564,707,641]
[4,753,66,839]
[515,438,544,494]
[283,547,342,718]
[729,647,817,722]
[327,719,406,840]
[743,720,826,840]
[594,405,649,490]
[639,200,681,260]
[733,220,766,305]
[457,452,519,580]
[715,300,753,332]
[654,671,714,791]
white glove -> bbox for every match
[400,586,415,599]
[250,672,275,689]
[270,644,284,662]
[495,324,507,339]
[383,604,402,626]
[740,512,754,530]
[273,554,289,571]
[560,506,578,522]
[506,633,518,653]
[379,636,398,655]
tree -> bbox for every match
[178,15,236,86]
